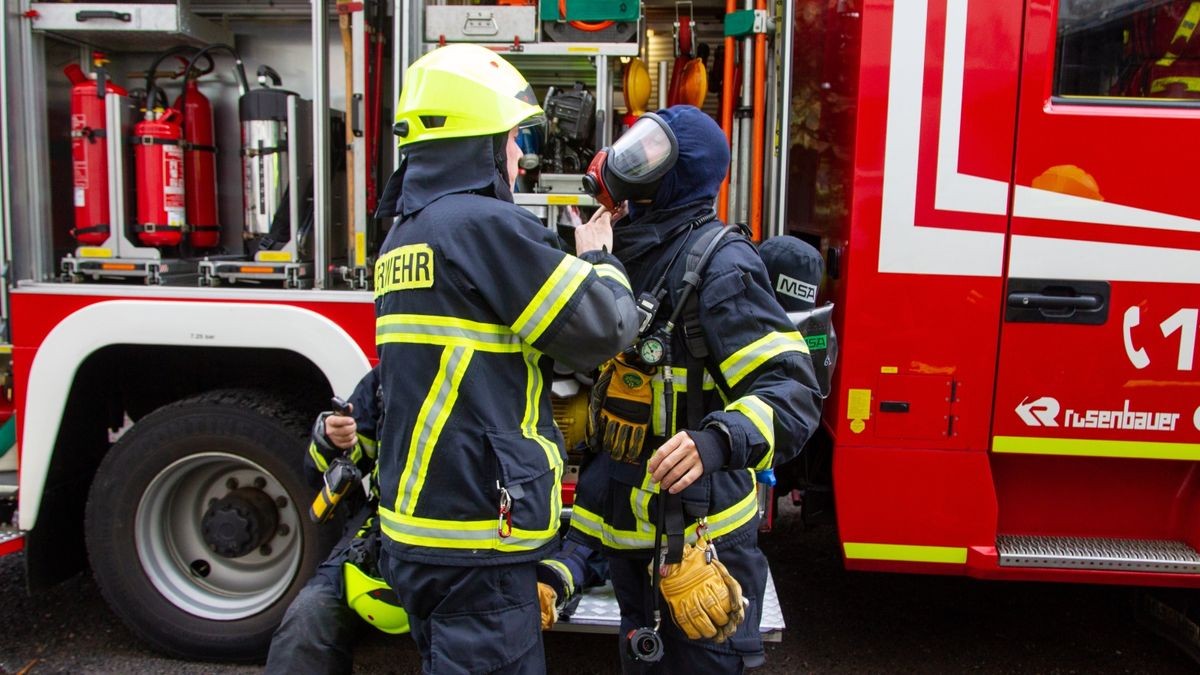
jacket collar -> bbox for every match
[613,202,716,264]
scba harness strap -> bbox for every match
[653,221,744,575]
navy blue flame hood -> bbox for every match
[633,105,729,218]
[615,106,730,260]
[375,133,513,220]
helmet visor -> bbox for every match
[607,113,678,183]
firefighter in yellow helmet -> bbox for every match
[373,44,639,673]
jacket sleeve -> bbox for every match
[690,239,823,474]
[304,366,381,485]
[451,211,639,372]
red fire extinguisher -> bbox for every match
[65,54,127,246]
[173,79,219,248]
[133,104,186,247]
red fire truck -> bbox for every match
[1,0,1197,662]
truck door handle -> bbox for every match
[1004,279,1110,325]
[76,10,132,22]
[1007,293,1102,311]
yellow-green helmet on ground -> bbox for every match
[394,44,545,147]
[344,562,410,634]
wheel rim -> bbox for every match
[135,452,302,621]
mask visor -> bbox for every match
[607,113,678,184]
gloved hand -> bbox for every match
[657,539,747,642]
[310,407,358,471]
[537,582,557,630]
[587,354,654,463]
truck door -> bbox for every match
[991,0,1200,555]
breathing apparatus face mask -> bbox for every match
[582,112,678,211]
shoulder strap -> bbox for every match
[677,223,744,430]
[679,223,745,361]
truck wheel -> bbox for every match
[84,389,339,661]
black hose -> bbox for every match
[176,43,250,137]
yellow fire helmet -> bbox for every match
[343,562,410,634]
[623,57,651,116]
[393,44,545,147]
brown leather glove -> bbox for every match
[537,582,557,630]
[657,538,747,642]
[587,354,654,463]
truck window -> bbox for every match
[1056,0,1200,102]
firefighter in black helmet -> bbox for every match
[372,44,639,673]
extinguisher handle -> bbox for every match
[257,65,283,89]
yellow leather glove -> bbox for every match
[587,354,654,463]
[537,582,557,630]
[657,539,747,642]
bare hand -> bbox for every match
[648,431,705,494]
[574,206,616,254]
[324,408,357,450]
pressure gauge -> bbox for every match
[638,335,665,366]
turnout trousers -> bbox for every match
[608,529,768,674]
[380,549,545,675]
[264,550,359,675]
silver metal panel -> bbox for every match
[0,470,16,497]
[29,2,233,51]
[14,4,51,281]
[0,4,13,331]
[772,0,795,239]
[997,535,1200,573]
[312,0,330,288]
[555,568,785,642]
[424,6,537,43]
[351,6,367,274]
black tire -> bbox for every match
[85,389,340,662]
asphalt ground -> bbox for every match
[0,502,1195,674]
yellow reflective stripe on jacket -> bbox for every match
[719,331,809,388]
[397,346,474,515]
[512,256,592,343]
[376,314,521,352]
[380,505,557,552]
[727,395,775,471]
[1157,2,1200,67]
[629,471,656,537]
[308,442,330,473]
[651,367,717,436]
[572,478,758,550]
[309,440,361,471]
[593,263,631,292]
[359,435,378,459]
[541,559,575,595]
[521,344,564,525]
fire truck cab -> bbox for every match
[803,0,1200,584]
[0,0,1198,663]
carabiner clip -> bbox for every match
[497,485,513,539]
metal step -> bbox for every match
[552,568,785,642]
[997,535,1200,574]
[0,470,16,498]
[0,530,23,557]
